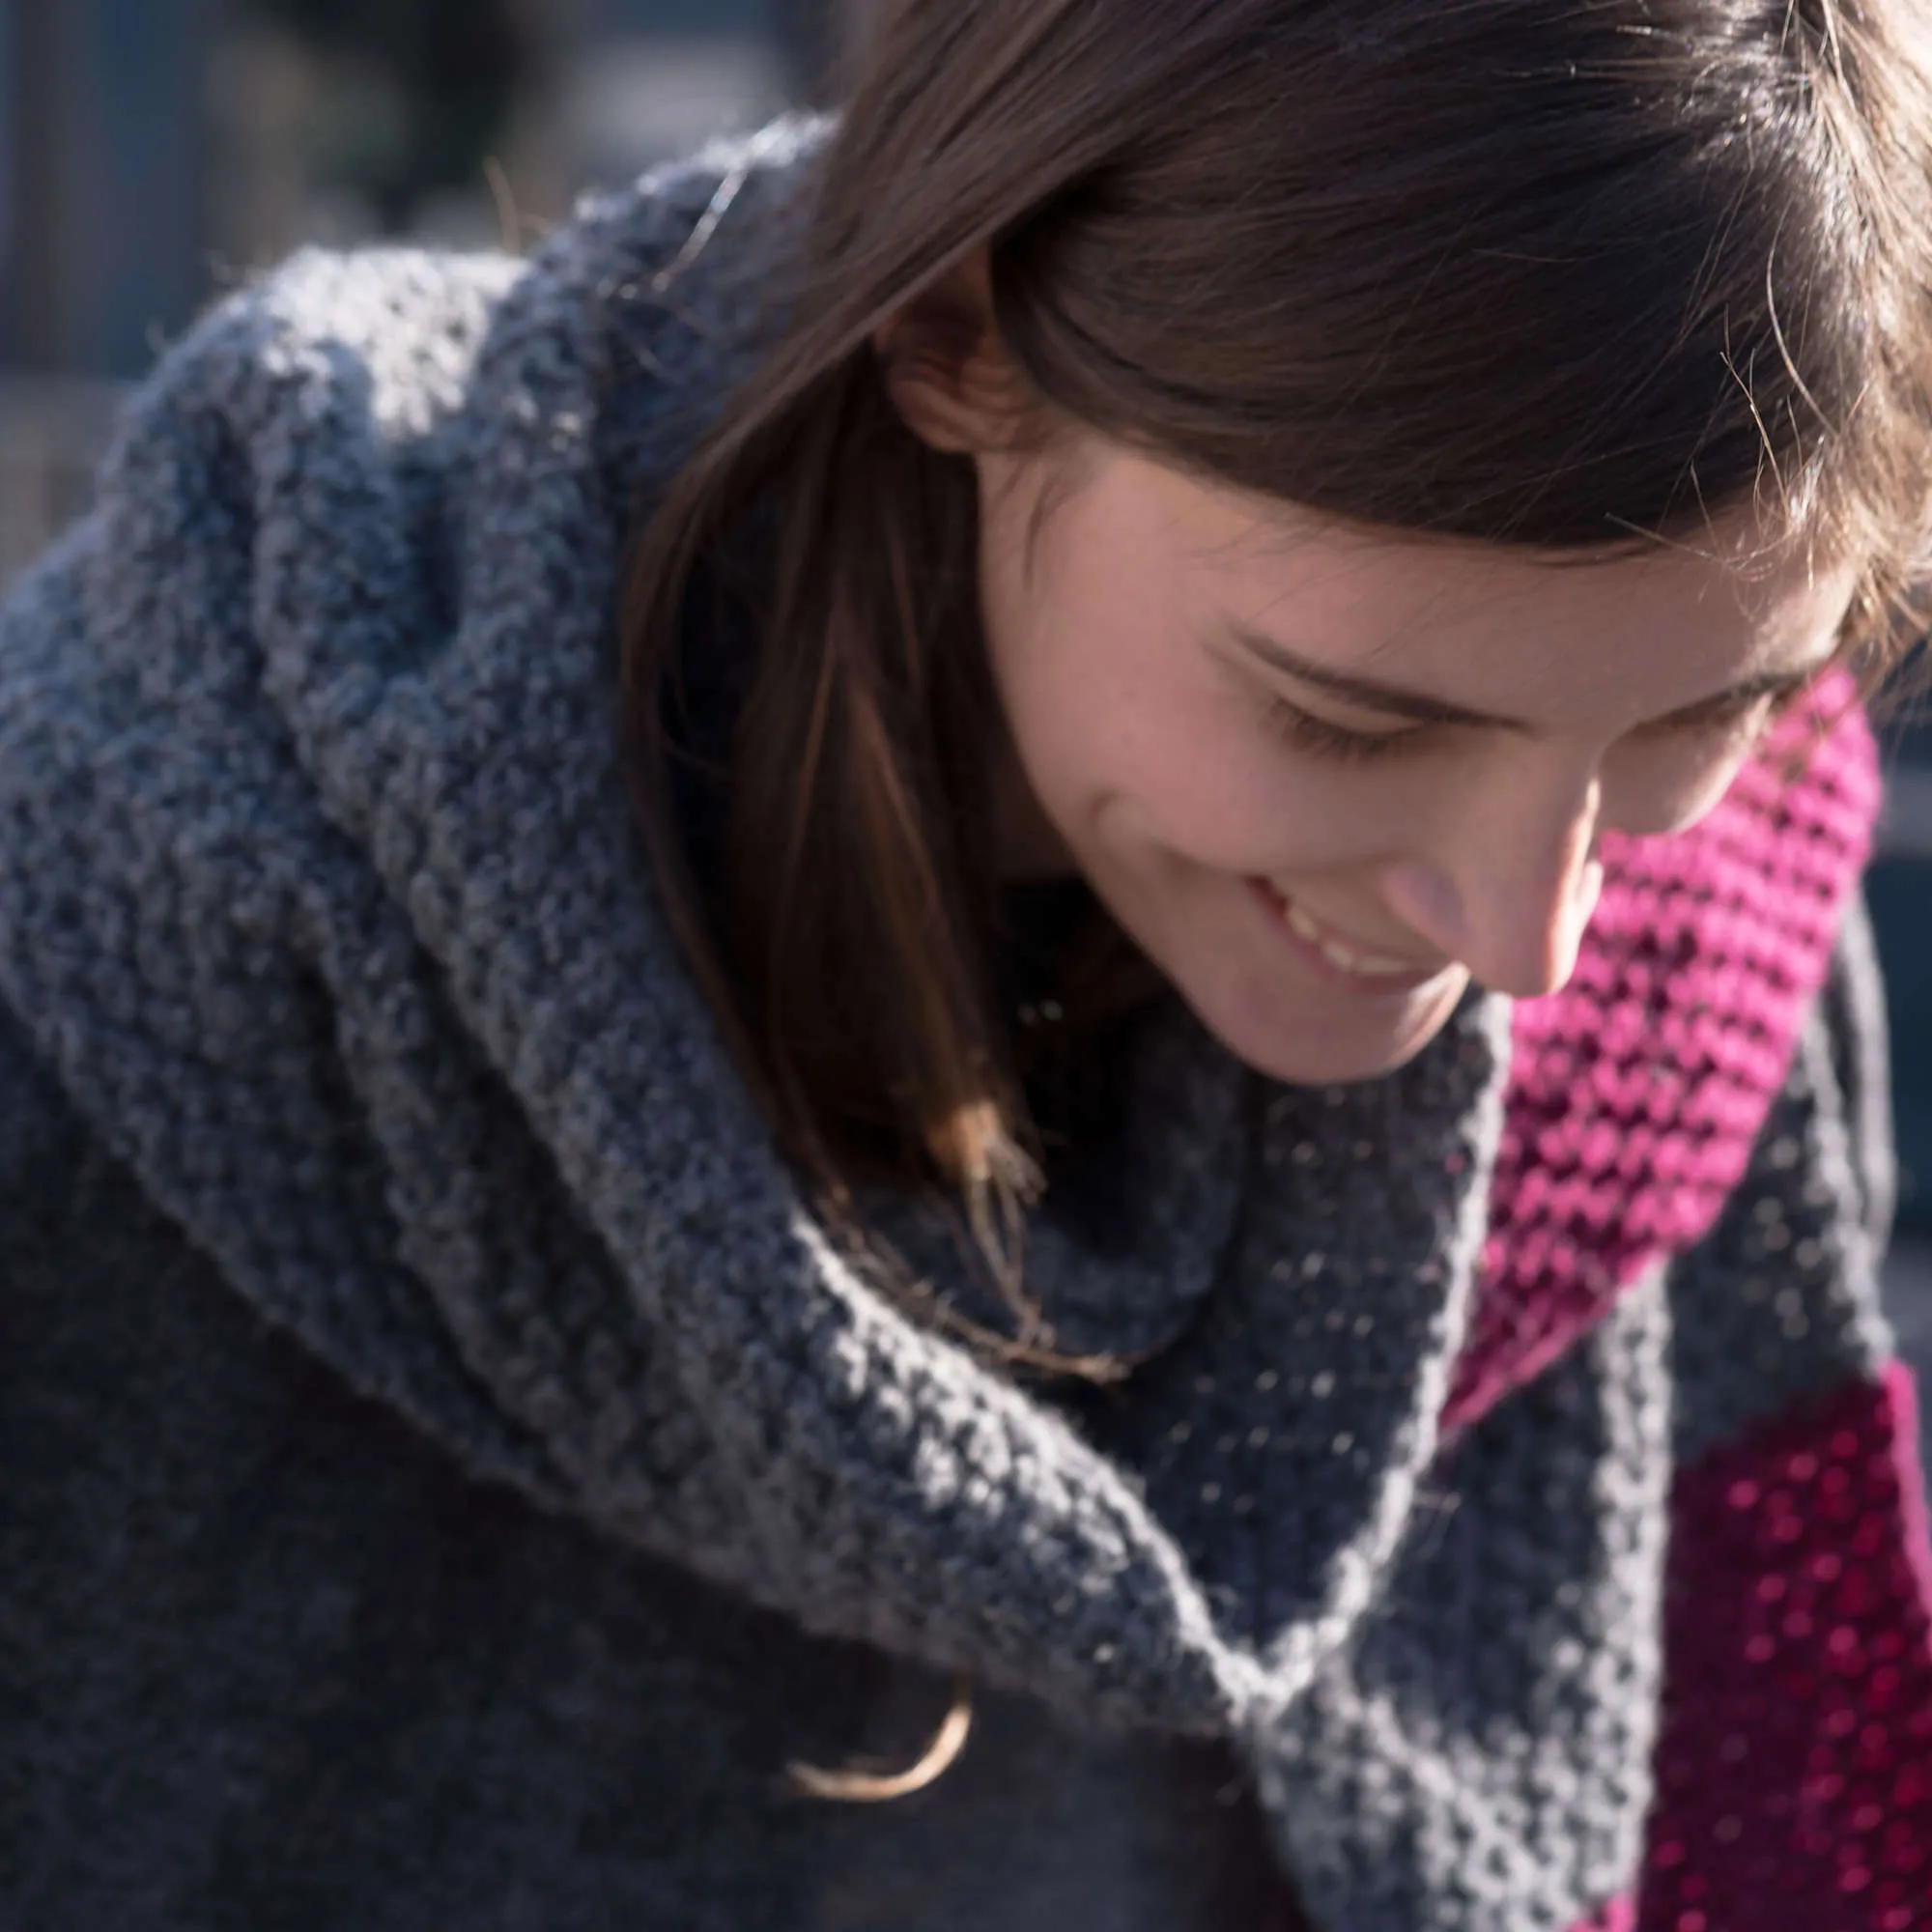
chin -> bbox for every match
[1183,968,1472,1089]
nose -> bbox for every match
[1378,760,1606,1000]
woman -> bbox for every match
[3,1,1930,1926]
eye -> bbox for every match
[1260,693,1426,765]
[1636,688,1784,743]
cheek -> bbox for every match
[981,533,1250,840]
[1003,648,1308,868]
[978,458,1352,872]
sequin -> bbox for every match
[1640,1367,1932,1929]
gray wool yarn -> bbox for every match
[0,116,1894,1931]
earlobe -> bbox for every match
[872,247,1026,455]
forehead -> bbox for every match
[1121,449,1855,715]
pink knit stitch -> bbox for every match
[1444,673,1881,1435]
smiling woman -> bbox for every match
[624,0,1932,1226]
[944,442,1861,1082]
[607,0,1932,1914]
[6,3,1932,1931]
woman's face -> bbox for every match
[973,436,1853,1085]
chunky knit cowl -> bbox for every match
[2,116,1927,1932]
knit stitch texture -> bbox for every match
[2,116,1927,1931]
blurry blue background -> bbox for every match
[0,0,852,378]
[1871,724,1932,1229]
[1869,714,1932,1435]
[0,0,863,576]
[0,0,1925,1436]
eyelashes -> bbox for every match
[1259,693,1426,765]
[1638,691,1784,739]
[1258,687,1789,768]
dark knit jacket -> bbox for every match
[3,117,1929,1932]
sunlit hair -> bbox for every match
[620,0,1932,1370]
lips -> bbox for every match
[1248,877,1448,989]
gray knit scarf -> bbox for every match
[0,117,1678,1929]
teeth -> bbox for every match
[1279,892,1421,980]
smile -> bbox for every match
[1247,877,1450,991]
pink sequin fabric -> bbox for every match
[1642,1362,1932,1929]
[1574,1897,1638,1932]
[1448,674,1884,1436]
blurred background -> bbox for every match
[0,0,1925,1441]
[0,0,867,579]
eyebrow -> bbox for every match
[1223,621,1826,733]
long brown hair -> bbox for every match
[620,0,1932,1331]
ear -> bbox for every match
[872,246,1032,454]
